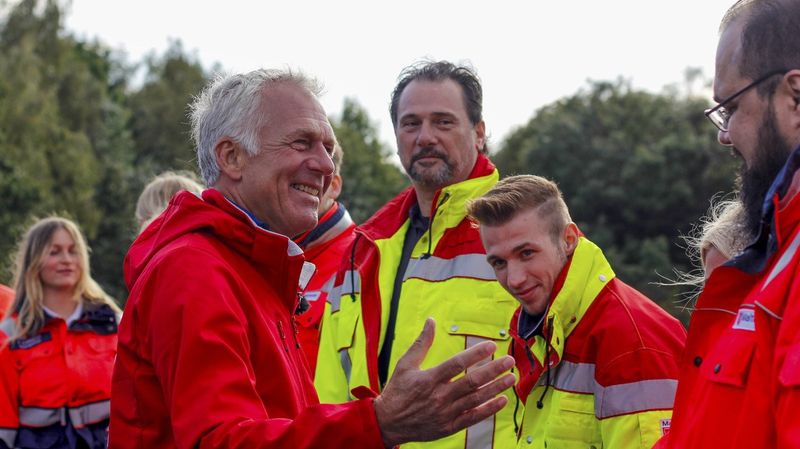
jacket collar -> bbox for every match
[359,153,498,241]
[295,201,354,250]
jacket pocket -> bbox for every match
[445,296,514,342]
[334,308,359,352]
[702,329,756,387]
[542,390,602,448]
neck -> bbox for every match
[43,289,79,318]
[415,188,436,218]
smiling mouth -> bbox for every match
[291,184,320,197]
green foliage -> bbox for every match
[128,40,207,174]
[0,0,130,297]
[494,79,738,320]
[332,98,408,223]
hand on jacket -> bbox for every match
[373,318,515,448]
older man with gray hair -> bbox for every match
[108,69,515,449]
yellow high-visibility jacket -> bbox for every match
[316,155,519,449]
[512,237,687,449]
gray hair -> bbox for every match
[189,68,323,185]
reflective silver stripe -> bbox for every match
[68,400,110,428]
[466,414,494,449]
[763,231,800,290]
[330,270,361,314]
[538,361,678,418]
[321,275,336,295]
[546,360,595,393]
[465,336,491,370]
[339,349,352,386]
[464,335,495,449]
[0,428,16,447]
[19,406,62,427]
[403,254,496,282]
[596,379,678,419]
[0,318,14,339]
[329,284,343,313]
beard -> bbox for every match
[406,147,456,189]
[737,104,794,236]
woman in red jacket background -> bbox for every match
[0,216,120,449]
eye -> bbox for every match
[520,249,535,259]
[489,259,506,270]
[290,139,310,151]
[437,118,454,126]
[401,119,420,129]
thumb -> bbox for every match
[396,317,435,370]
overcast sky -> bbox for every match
[64,0,734,149]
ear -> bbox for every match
[327,174,343,199]
[474,120,486,152]
[214,138,246,182]
[563,222,579,256]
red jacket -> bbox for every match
[109,189,384,449]
[660,147,800,448]
[0,302,118,449]
[295,201,356,373]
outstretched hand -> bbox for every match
[373,318,515,448]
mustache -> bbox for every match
[410,147,448,164]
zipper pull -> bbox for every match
[291,318,301,349]
[277,321,288,353]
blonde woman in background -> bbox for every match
[135,171,203,232]
[688,199,752,279]
[0,216,120,449]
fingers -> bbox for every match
[449,372,515,413]
[449,355,515,397]
[428,340,499,382]
[450,395,510,433]
[395,318,436,370]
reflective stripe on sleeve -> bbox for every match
[68,400,110,428]
[596,379,678,419]
[538,361,678,418]
[20,401,110,429]
[18,407,62,427]
[0,428,16,448]
[404,254,496,283]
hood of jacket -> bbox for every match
[124,189,307,294]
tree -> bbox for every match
[332,98,407,223]
[493,79,738,319]
[127,40,207,175]
[0,0,136,302]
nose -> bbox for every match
[309,142,335,176]
[718,129,733,147]
[506,261,527,291]
[416,121,437,147]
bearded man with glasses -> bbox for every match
[655,1,800,448]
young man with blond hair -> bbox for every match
[468,175,686,449]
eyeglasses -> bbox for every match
[704,69,788,132]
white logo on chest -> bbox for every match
[732,308,756,331]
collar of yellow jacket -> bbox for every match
[529,237,616,364]
[430,168,500,230]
